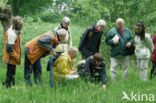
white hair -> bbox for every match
[97,19,106,27]
[62,16,70,23]
[116,18,124,24]
[57,29,67,36]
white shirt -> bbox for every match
[7,26,17,45]
[135,33,154,59]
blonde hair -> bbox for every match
[68,47,78,58]
[68,47,78,53]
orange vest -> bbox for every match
[25,31,59,64]
[3,31,21,65]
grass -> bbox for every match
[0,21,156,103]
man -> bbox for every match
[3,16,23,88]
[78,19,106,59]
[105,18,134,82]
[0,5,12,34]
[24,29,67,85]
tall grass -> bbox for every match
[0,20,155,103]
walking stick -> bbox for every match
[49,56,53,88]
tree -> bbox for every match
[7,0,53,16]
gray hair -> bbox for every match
[116,18,124,24]
[97,19,106,27]
[57,29,67,36]
[62,16,70,23]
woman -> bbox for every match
[53,47,79,81]
[54,16,72,60]
[151,33,156,79]
[2,17,23,88]
[134,21,154,81]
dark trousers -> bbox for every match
[3,64,16,87]
[24,54,41,85]
[32,59,42,83]
[151,61,156,79]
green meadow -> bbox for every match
[0,20,155,103]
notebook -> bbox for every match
[112,34,119,41]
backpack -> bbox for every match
[80,25,94,40]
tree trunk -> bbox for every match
[13,0,18,15]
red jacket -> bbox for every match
[152,33,156,62]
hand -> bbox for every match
[126,42,131,48]
[113,40,119,45]
[76,63,80,68]
[71,70,78,75]
[50,50,57,56]
[76,62,82,68]
[102,84,106,90]
[53,53,57,57]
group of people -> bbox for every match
[78,18,156,88]
[0,5,156,89]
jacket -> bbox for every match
[3,26,21,65]
[135,33,154,59]
[105,27,134,58]
[25,31,59,64]
[53,52,76,80]
[78,25,103,58]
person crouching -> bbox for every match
[53,47,79,81]
[77,53,107,89]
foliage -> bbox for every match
[0,1,156,102]
[6,0,53,16]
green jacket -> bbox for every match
[105,27,134,58]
